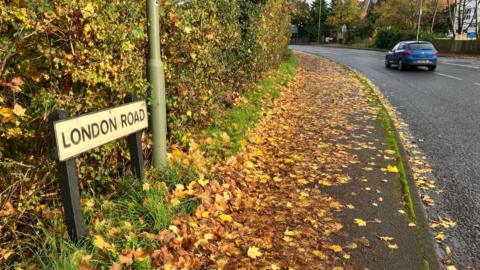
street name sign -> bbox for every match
[49,96,148,243]
[53,100,148,161]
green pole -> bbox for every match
[147,0,167,167]
[317,0,322,44]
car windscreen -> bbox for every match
[409,43,434,50]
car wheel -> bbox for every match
[428,65,436,71]
[398,59,404,71]
[385,59,391,68]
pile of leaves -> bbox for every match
[0,0,293,266]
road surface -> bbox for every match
[291,45,480,269]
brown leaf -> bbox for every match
[108,262,122,270]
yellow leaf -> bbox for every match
[219,214,233,222]
[387,243,399,249]
[13,104,26,117]
[328,244,343,253]
[379,236,394,241]
[346,204,355,209]
[271,264,281,270]
[387,165,399,173]
[329,201,343,209]
[435,232,446,242]
[142,182,150,191]
[0,249,15,261]
[169,225,179,234]
[312,250,327,259]
[183,26,192,34]
[0,202,16,217]
[203,233,214,241]
[354,218,367,227]
[245,161,255,169]
[247,246,262,259]
[93,235,114,251]
[446,266,457,270]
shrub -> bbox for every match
[375,28,416,49]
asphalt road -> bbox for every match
[291,45,480,269]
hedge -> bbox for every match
[0,0,292,264]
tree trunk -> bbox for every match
[431,0,439,32]
[447,0,457,38]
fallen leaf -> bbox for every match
[247,246,262,259]
[203,233,214,241]
[379,236,394,241]
[271,263,281,270]
[12,104,26,117]
[93,235,114,252]
[312,250,327,259]
[108,262,122,270]
[219,214,233,222]
[328,244,343,253]
[119,254,133,266]
[354,218,367,227]
[142,182,150,191]
[387,165,399,173]
[387,243,399,249]
[435,232,446,242]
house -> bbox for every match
[454,0,479,38]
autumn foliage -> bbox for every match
[0,0,292,265]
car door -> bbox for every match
[394,43,406,64]
[387,43,399,63]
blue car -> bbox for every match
[385,41,438,71]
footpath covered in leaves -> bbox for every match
[145,53,439,269]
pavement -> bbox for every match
[205,52,440,269]
[290,45,480,269]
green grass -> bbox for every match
[206,52,299,157]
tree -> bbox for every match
[375,0,418,30]
[327,0,362,30]
[291,0,312,38]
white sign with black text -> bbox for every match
[53,101,148,161]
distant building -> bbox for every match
[454,0,479,38]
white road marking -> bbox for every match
[441,62,480,69]
[475,83,480,87]
[437,73,463,80]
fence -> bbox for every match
[433,39,480,55]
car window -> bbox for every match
[398,43,406,50]
[392,44,399,51]
[409,43,435,50]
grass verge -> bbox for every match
[205,51,299,158]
